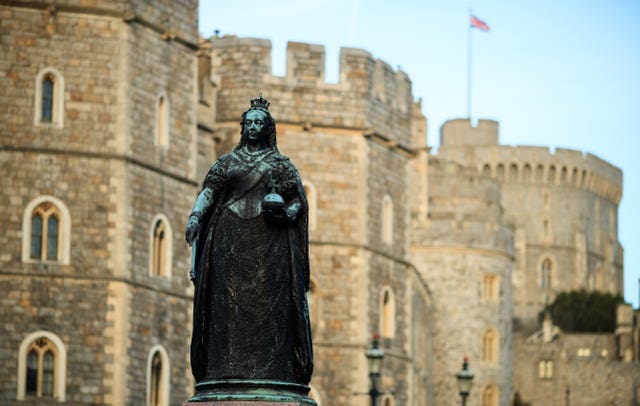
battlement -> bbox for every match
[208,37,416,146]
[440,118,499,147]
[438,119,623,204]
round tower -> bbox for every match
[438,118,624,331]
[410,156,514,406]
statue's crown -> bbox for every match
[250,93,270,111]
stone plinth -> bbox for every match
[184,402,302,406]
[184,379,316,406]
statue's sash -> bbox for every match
[223,149,275,209]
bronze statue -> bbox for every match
[185,94,313,402]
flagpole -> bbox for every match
[467,9,472,120]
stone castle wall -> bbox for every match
[410,157,514,405]
[0,1,198,404]
[513,332,640,405]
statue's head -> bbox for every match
[236,93,277,151]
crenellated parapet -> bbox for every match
[438,119,623,204]
[208,37,416,147]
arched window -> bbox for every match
[560,166,568,184]
[482,164,492,177]
[34,68,64,127]
[381,394,395,406]
[481,385,499,406]
[548,165,556,184]
[17,331,66,401]
[509,163,518,182]
[149,215,173,278]
[30,203,59,261]
[540,258,552,289]
[155,93,169,147]
[22,196,71,264]
[482,274,499,301]
[538,360,553,379]
[496,163,505,181]
[146,345,170,406]
[571,167,579,186]
[380,287,396,339]
[535,164,544,183]
[382,195,393,243]
[482,328,499,363]
[303,182,317,231]
[522,164,532,183]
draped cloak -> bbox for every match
[190,148,313,385]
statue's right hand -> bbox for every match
[185,216,200,246]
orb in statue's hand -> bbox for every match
[262,192,285,212]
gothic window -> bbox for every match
[42,75,54,122]
[481,385,499,406]
[150,352,162,406]
[34,68,64,127]
[22,197,71,264]
[156,94,169,147]
[535,164,544,182]
[149,215,172,278]
[496,163,504,181]
[538,360,554,379]
[482,274,499,301]
[540,258,552,289]
[482,329,499,363]
[482,163,491,176]
[17,332,66,401]
[509,163,518,182]
[146,346,169,406]
[382,195,393,244]
[522,164,532,182]
[380,287,396,339]
[381,395,395,406]
[548,165,556,184]
[152,221,166,276]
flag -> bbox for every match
[470,14,490,31]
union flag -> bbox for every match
[470,14,490,31]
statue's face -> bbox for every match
[244,110,267,145]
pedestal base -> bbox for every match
[184,379,316,405]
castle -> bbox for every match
[0,1,638,405]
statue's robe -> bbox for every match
[191,147,313,384]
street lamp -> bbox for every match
[456,357,474,406]
[365,335,385,406]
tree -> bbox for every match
[539,290,624,332]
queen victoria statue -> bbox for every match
[184,95,314,403]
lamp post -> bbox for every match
[456,357,474,406]
[365,335,385,406]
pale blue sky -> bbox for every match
[199,0,640,307]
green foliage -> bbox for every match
[539,289,624,332]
